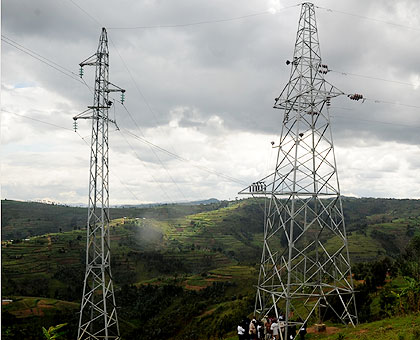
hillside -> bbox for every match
[1,199,229,240]
[2,197,420,260]
[1,197,420,339]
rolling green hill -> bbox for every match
[1,197,420,339]
[2,197,420,297]
[1,199,230,240]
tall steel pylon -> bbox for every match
[74,27,125,340]
[240,3,357,338]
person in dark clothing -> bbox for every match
[244,317,251,340]
[287,323,296,340]
[256,320,263,340]
[278,315,285,340]
[298,320,307,340]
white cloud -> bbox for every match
[411,74,420,90]
[337,142,420,199]
[267,0,284,14]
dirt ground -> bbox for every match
[307,326,340,335]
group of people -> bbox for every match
[237,315,307,340]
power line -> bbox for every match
[2,38,85,86]
[352,95,420,110]
[331,112,420,130]
[108,38,163,128]
[2,35,78,77]
[118,131,175,204]
[108,5,299,30]
[76,129,145,202]
[63,0,189,201]
[115,104,188,200]
[316,5,420,32]
[117,102,245,185]
[120,125,246,185]
[66,0,102,27]
[2,108,144,203]
[108,35,185,166]
[340,91,420,110]
[330,70,418,88]
[2,35,93,93]
[2,109,74,131]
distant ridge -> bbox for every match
[111,198,220,208]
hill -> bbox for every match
[2,197,420,261]
[1,197,420,339]
[1,199,228,240]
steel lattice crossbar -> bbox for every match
[239,3,357,339]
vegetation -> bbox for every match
[1,198,420,339]
[1,199,229,240]
[42,323,67,340]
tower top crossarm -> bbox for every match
[79,27,109,67]
[273,2,343,118]
[74,27,125,127]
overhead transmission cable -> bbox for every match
[330,69,419,88]
[120,125,247,185]
[118,102,247,184]
[2,109,74,132]
[7,1,420,195]
[1,34,93,93]
[343,93,420,110]
[67,0,102,26]
[6,32,418,110]
[108,63,188,201]
[65,0,190,201]
[1,108,143,203]
[107,36,249,189]
[330,112,420,130]
[2,35,81,85]
[118,131,175,204]
[108,4,300,30]
[316,5,420,32]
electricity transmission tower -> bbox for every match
[240,3,357,338]
[74,27,125,340]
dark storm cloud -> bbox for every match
[5,0,418,143]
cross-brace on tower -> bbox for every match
[240,3,357,338]
[74,27,125,340]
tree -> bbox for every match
[42,323,67,340]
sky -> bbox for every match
[1,0,420,205]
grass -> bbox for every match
[2,296,79,318]
[306,314,420,340]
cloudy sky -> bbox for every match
[1,0,420,204]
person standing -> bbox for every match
[287,323,296,340]
[249,318,257,340]
[279,316,285,340]
[257,320,263,340]
[270,318,279,340]
[244,318,251,340]
[299,321,307,340]
[264,318,272,340]
[238,322,246,340]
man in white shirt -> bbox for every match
[270,318,280,340]
[237,323,245,340]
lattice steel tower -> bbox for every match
[74,27,125,340]
[240,3,357,338]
